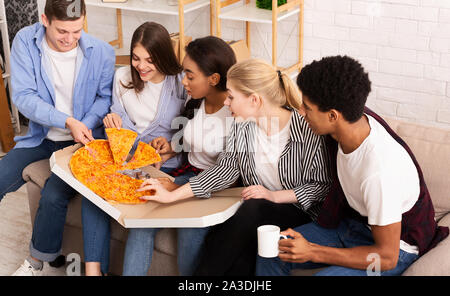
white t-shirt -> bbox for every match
[254,113,292,191]
[183,100,233,170]
[337,114,420,254]
[113,66,163,134]
[43,38,77,141]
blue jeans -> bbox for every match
[81,166,175,274]
[256,218,419,276]
[0,139,76,261]
[82,198,111,274]
[122,170,209,275]
[82,168,205,275]
[123,226,210,275]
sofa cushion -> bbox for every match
[438,213,450,228]
[65,194,177,255]
[402,213,450,276]
[383,117,450,221]
[22,159,52,188]
[154,229,177,256]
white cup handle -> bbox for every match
[278,234,288,254]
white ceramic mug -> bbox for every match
[257,225,287,258]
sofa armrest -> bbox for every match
[22,159,52,188]
[402,212,450,276]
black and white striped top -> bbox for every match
[189,109,332,220]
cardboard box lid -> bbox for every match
[115,55,130,66]
[170,32,193,61]
[116,33,192,65]
[170,32,192,43]
[228,40,251,62]
[50,144,243,228]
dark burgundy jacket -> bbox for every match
[316,107,449,256]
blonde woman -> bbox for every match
[137,59,333,275]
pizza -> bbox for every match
[69,133,161,204]
[105,128,138,165]
[122,141,162,170]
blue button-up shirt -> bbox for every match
[10,22,115,148]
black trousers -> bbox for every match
[193,199,312,276]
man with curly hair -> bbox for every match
[256,56,448,276]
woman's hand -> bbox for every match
[103,113,122,129]
[151,137,176,169]
[137,178,177,203]
[153,151,177,170]
[151,137,173,154]
[241,185,276,202]
[157,177,181,192]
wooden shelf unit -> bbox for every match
[215,0,304,74]
[0,0,20,135]
[84,0,214,61]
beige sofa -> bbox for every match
[22,116,450,276]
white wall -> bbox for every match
[37,0,450,128]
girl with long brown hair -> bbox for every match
[123,36,237,276]
[82,22,187,276]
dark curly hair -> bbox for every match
[296,56,371,123]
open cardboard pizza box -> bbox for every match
[50,144,243,228]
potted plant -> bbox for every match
[256,0,287,10]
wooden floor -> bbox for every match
[0,185,66,276]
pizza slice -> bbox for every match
[89,172,153,204]
[70,141,118,187]
[121,141,162,170]
[85,139,115,164]
[70,140,114,173]
[105,128,138,165]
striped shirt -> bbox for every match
[189,109,332,220]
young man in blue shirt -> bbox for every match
[1,0,115,275]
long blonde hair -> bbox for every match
[227,59,302,110]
